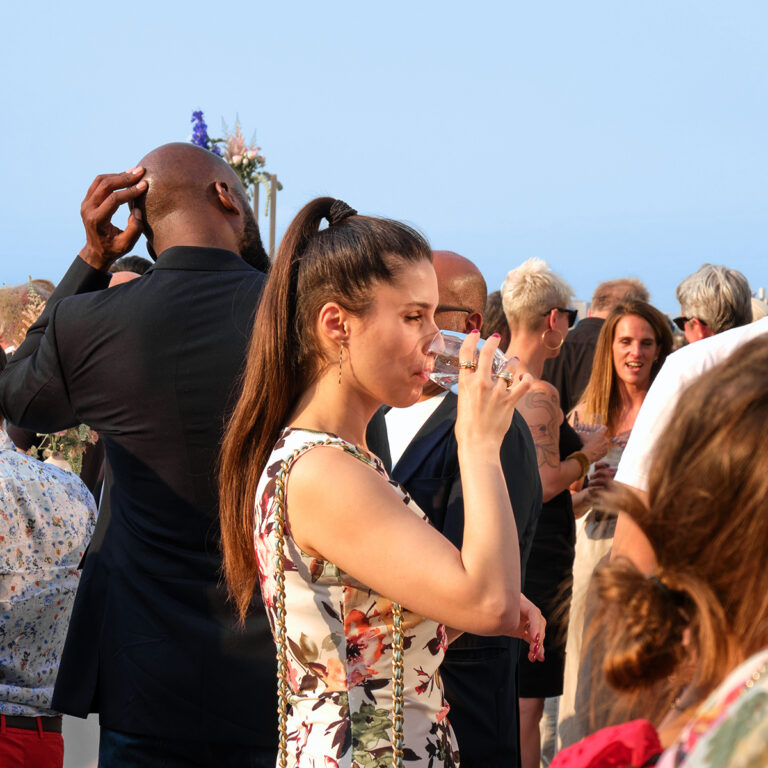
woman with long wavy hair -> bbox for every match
[218,198,542,768]
[552,336,768,767]
[558,300,673,748]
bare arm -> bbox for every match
[288,334,531,636]
[611,485,657,574]
[517,383,608,502]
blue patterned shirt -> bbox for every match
[0,428,96,716]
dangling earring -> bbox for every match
[541,328,564,351]
[338,340,346,385]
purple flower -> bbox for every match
[191,110,224,156]
[190,110,211,149]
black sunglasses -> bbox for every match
[435,304,472,314]
[673,316,707,332]
[543,307,578,328]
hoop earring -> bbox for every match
[541,328,564,352]
[338,340,346,385]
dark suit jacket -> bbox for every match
[542,317,604,414]
[0,247,276,745]
[366,395,542,768]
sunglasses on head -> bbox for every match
[543,307,578,328]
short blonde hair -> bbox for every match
[501,258,573,331]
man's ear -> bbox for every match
[464,311,483,333]
[690,317,713,340]
[214,181,241,215]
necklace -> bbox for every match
[744,659,768,690]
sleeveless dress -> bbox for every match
[254,427,460,768]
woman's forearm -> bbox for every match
[456,446,521,634]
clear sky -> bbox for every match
[2,1,766,313]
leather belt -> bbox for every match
[1,715,63,733]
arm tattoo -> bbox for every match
[522,388,561,469]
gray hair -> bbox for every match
[676,264,752,334]
[501,258,573,331]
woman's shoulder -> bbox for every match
[531,377,560,400]
[519,378,562,414]
[273,428,388,487]
[664,648,768,767]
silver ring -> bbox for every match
[458,361,477,371]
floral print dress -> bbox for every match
[657,647,768,768]
[254,428,460,768]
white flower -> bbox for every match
[232,154,242,164]
[247,149,258,160]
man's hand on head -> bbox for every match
[78,168,147,272]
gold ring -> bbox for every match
[497,371,515,387]
[458,361,477,370]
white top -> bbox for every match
[615,317,768,492]
[385,392,448,469]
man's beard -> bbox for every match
[239,209,271,273]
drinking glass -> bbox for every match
[425,330,518,394]
[571,411,604,435]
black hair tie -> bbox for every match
[648,576,673,599]
[649,575,690,612]
[327,199,357,226]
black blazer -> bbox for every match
[0,247,276,745]
[366,395,542,768]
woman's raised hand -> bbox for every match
[455,331,533,451]
[580,426,610,465]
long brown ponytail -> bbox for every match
[218,197,431,621]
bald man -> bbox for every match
[0,145,276,766]
[367,251,542,768]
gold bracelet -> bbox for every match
[566,450,590,480]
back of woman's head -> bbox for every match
[218,196,431,621]
[579,300,673,429]
[595,336,768,701]
[500,258,573,332]
[481,290,510,341]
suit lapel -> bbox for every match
[392,393,457,485]
[366,406,393,472]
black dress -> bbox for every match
[518,420,581,698]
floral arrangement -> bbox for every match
[0,278,52,350]
[190,110,282,213]
[29,425,99,476]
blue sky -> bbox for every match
[1,1,766,313]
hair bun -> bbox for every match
[595,564,690,691]
[327,199,357,226]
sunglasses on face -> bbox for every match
[543,307,578,328]
[673,316,707,332]
[435,304,472,314]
